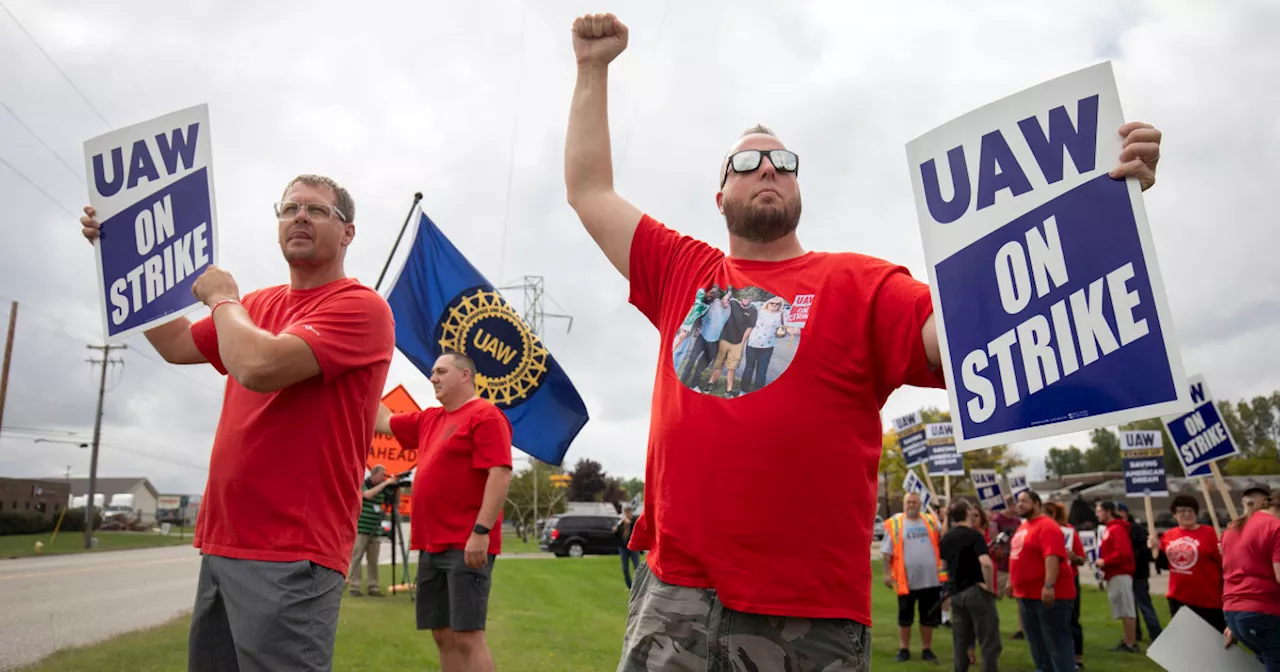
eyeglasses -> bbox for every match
[721,149,799,188]
[273,200,348,222]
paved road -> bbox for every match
[0,545,202,671]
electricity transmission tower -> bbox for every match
[496,275,573,540]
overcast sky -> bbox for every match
[2,0,1277,495]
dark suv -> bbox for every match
[539,514,621,557]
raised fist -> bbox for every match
[572,13,628,67]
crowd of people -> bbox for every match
[70,7,1279,672]
[891,486,1280,672]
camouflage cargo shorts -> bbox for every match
[616,562,870,672]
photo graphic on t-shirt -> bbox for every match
[671,284,807,398]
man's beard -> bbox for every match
[722,194,802,244]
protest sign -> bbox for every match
[892,410,929,468]
[1148,607,1265,672]
[1078,529,1104,585]
[925,421,966,494]
[1008,471,1030,498]
[368,384,423,477]
[971,468,1006,510]
[83,104,218,343]
[905,62,1189,451]
[903,470,932,511]
[1161,374,1239,478]
[1121,430,1168,497]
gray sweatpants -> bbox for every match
[188,555,345,672]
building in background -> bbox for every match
[0,478,72,521]
[56,477,160,526]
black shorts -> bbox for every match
[897,586,943,628]
[416,550,496,632]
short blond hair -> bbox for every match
[282,174,355,222]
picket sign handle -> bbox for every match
[1143,496,1156,540]
[1199,478,1221,536]
[919,463,938,501]
[1209,462,1239,520]
[944,474,952,501]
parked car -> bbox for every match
[539,514,621,557]
[873,515,885,542]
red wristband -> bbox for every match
[210,298,241,315]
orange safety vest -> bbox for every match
[885,512,948,595]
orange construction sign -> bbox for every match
[367,384,423,478]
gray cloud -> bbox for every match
[2,1,1278,494]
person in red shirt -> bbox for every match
[563,11,1165,671]
[79,174,396,671]
[1220,493,1280,671]
[1096,500,1140,653]
[1151,494,1225,632]
[1045,500,1088,669]
[381,351,513,672]
[1008,490,1077,672]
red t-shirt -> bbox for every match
[1221,511,1280,616]
[390,398,513,556]
[1059,524,1085,585]
[1009,515,1075,601]
[1160,524,1223,609]
[1099,518,1136,578]
[190,278,395,575]
[626,215,944,625]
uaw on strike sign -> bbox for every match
[905,62,1190,451]
[84,104,218,343]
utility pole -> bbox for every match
[84,343,126,549]
[0,301,17,441]
[497,275,573,528]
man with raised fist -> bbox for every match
[564,11,1167,672]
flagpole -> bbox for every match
[375,192,424,292]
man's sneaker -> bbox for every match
[895,649,910,662]
[1011,630,1025,640]
[1109,642,1140,653]
[367,587,384,597]
[921,649,938,663]
[349,588,363,597]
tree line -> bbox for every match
[1045,390,1280,477]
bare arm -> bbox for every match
[565,15,643,280]
[144,317,207,364]
[362,479,394,501]
[211,303,320,393]
[1044,554,1061,592]
[1273,561,1280,584]
[375,403,393,436]
[476,466,514,530]
[922,313,941,369]
[979,553,996,589]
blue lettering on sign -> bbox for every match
[920,95,1100,224]
[92,123,201,198]
[935,174,1178,441]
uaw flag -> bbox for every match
[381,207,589,466]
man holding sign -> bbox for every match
[79,173,395,672]
[565,12,1165,670]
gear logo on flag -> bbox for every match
[435,286,549,408]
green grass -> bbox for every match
[0,530,193,559]
[17,559,1167,671]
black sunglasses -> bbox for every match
[721,149,799,188]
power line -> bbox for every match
[0,1,113,129]
[496,4,527,284]
[0,154,79,218]
[0,99,85,183]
